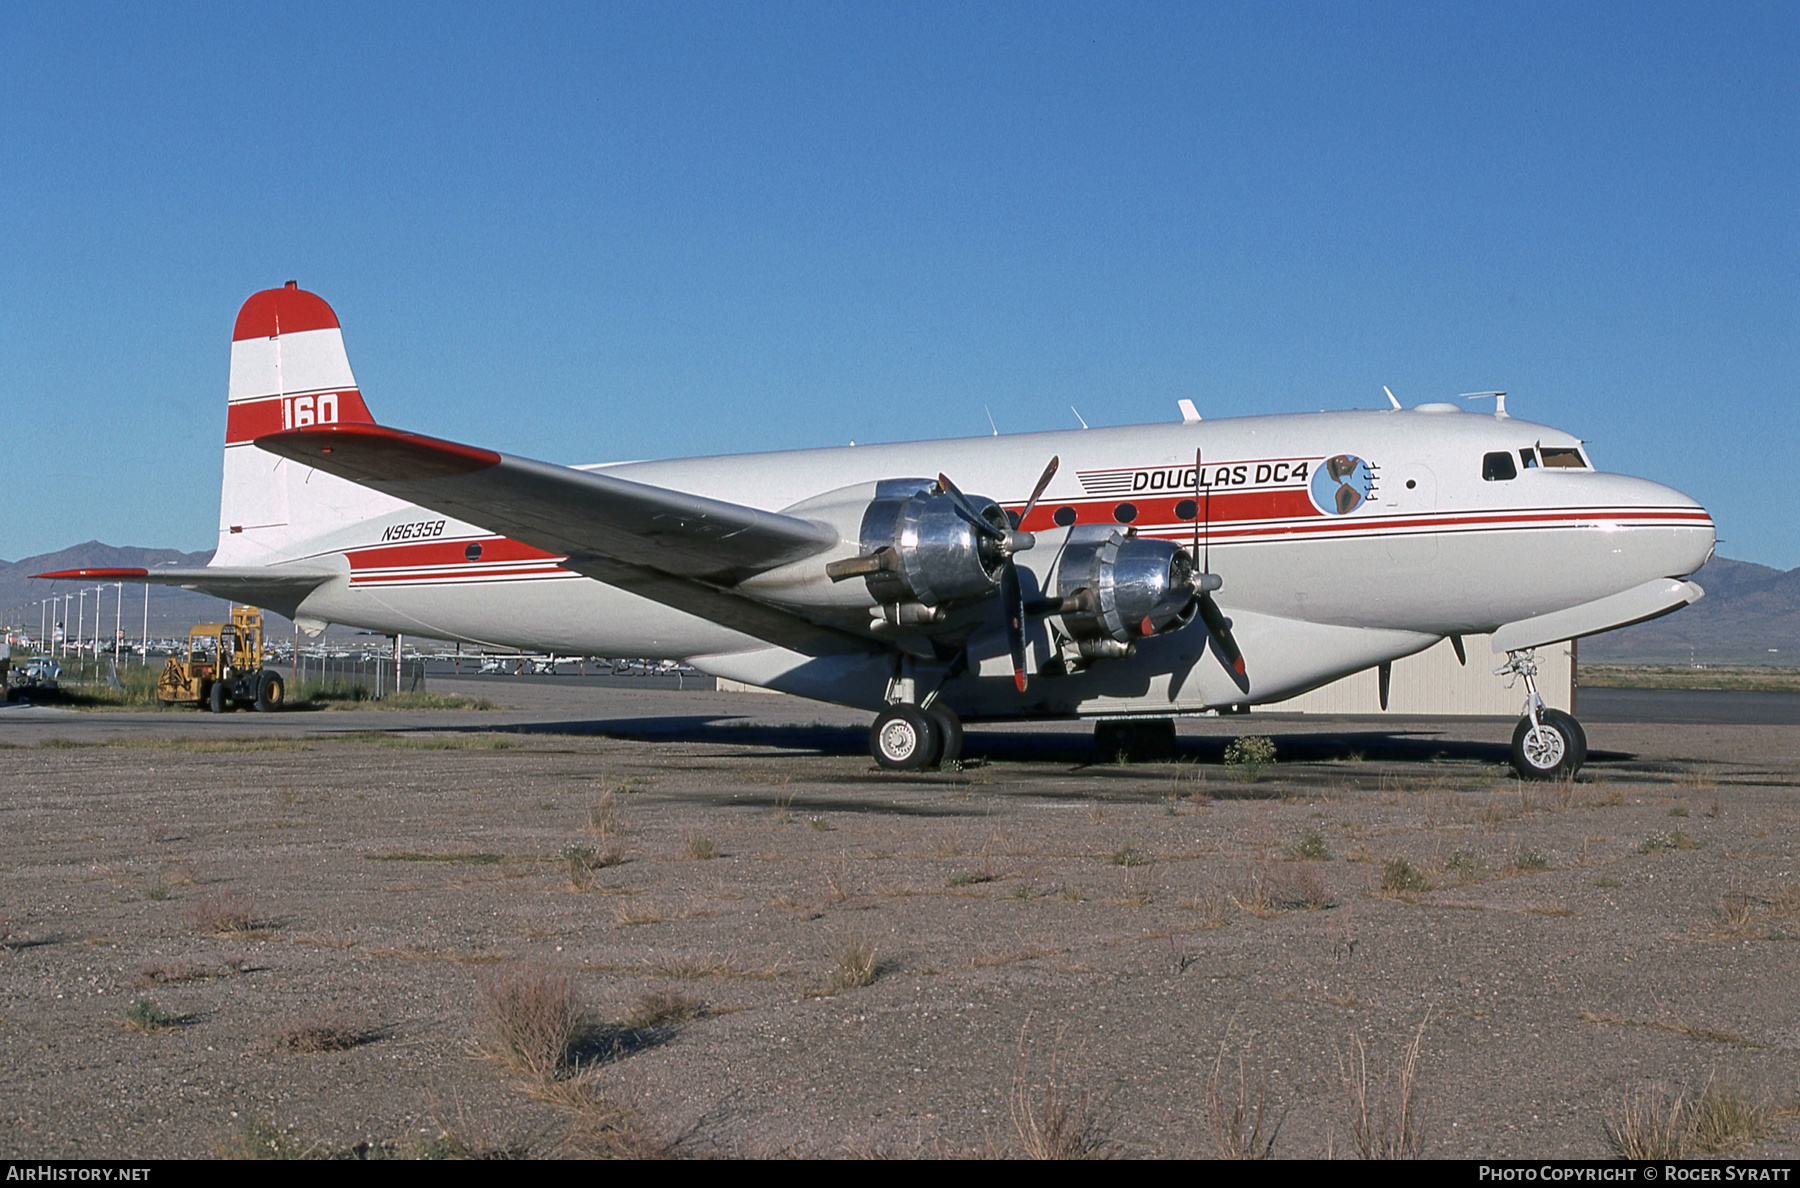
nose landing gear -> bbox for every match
[1496,649,1587,780]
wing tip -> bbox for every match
[31,568,150,580]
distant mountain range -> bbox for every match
[3,542,1794,666]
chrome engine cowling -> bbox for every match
[856,479,1010,608]
[1052,526,1198,655]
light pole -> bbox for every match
[113,583,123,666]
[76,588,86,659]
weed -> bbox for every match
[563,844,623,890]
[682,834,720,861]
[1596,876,1622,889]
[625,989,705,1029]
[146,873,171,902]
[1380,858,1430,895]
[1266,863,1334,911]
[1224,735,1277,782]
[476,962,584,1080]
[809,817,835,832]
[272,1012,380,1052]
[948,870,995,887]
[1605,1086,1689,1159]
[1717,887,1755,930]
[185,892,264,936]
[1513,848,1551,871]
[1668,804,1690,817]
[1286,830,1331,862]
[124,998,180,1032]
[1340,1013,1430,1159]
[1445,850,1485,882]
[1687,1080,1767,1154]
[1206,1046,1283,1158]
[818,935,878,995]
[218,1117,318,1160]
[1670,828,1702,850]
[1108,845,1149,868]
[585,790,622,837]
[1010,1024,1113,1159]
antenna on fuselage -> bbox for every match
[1383,385,1402,410]
[984,406,999,436]
[1460,391,1509,418]
[1070,406,1089,430]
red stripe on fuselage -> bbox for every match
[347,537,562,571]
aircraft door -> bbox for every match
[1381,463,1438,564]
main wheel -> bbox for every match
[926,703,963,767]
[871,705,941,771]
[1511,709,1586,780]
[207,681,229,713]
[254,670,285,713]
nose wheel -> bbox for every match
[1510,708,1587,780]
[1496,649,1587,780]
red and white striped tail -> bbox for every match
[216,283,398,564]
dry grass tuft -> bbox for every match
[1206,1046,1283,1158]
[184,892,265,936]
[584,790,623,837]
[533,1077,669,1159]
[813,935,878,996]
[682,833,721,861]
[624,989,705,1029]
[1380,858,1430,896]
[1340,1013,1430,1159]
[1010,1026,1114,1159]
[1687,1080,1768,1154]
[563,844,623,890]
[1605,1079,1767,1159]
[476,962,585,1079]
[272,1011,381,1053]
[1285,830,1331,861]
[124,998,182,1032]
[1265,862,1334,911]
[1605,1085,1689,1159]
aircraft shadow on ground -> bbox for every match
[376,715,1632,771]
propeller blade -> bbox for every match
[937,473,1007,540]
[1015,455,1060,527]
[1195,592,1247,678]
[1002,560,1028,692]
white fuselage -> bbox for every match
[271,407,1713,720]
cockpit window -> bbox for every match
[1539,447,1588,469]
[1519,448,1538,468]
[1482,451,1518,481]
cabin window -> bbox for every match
[1539,447,1588,469]
[1482,452,1517,481]
[1052,506,1078,527]
[1113,502,1138,524]
[1520,448,1538,468]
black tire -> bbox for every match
[871,705,940,771]
[1511,709,1585,780]
[208,681,229,714]
[926,703,963,768]
[254,670,285,713]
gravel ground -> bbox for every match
[0,684,1796,1159]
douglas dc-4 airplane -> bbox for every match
[40,284,1716,778]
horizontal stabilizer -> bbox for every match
[31,566,336,619]
[1490,577,1704,654]
[254,423,840,584]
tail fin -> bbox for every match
[216,283,397,564]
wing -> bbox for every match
[31,566,336,619]
[255,424,837,582]
[254,423,870,654]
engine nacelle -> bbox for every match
[854,479,1009,608]
[1051,526,1198,654]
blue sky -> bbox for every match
[2,2,1794,567]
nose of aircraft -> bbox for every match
[1589,472,1716,579]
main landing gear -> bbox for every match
[870,701,963,771]
[1496,649,1587,781]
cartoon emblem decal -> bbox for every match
[1310,454,1375,515]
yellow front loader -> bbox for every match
[156,605,285,712]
